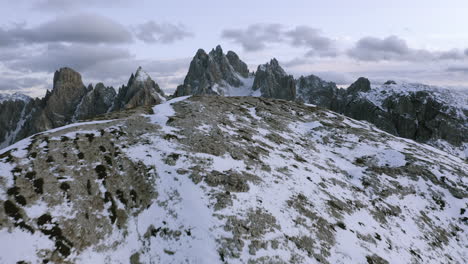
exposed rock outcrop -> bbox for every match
[113,67,166,110]
[297,77,468,158]
[296,74,340,108]
[174,45,252,96]
[74,83,117,120]
[0,67,167,149]
[252,58,296,100]
[35,67,88,130]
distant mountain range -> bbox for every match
[1,45,467,158]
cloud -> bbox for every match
[135,21,193,44]
[285,26,337,57]
[221,24,336,57]
[0,14,133,46]
[7,43,133,73]
[32,0,132,11]
[348,35,467,62]
[221,23,284,51]
[0,76,47,92]
[446,66,468,73]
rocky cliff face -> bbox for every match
[297,77,468,158]
[252,58,296,100]
[174,45,253,97]
[34,68,89,131]
[0,96,466,263]
[113,67,166,110]
[74,83,117,120]
[296,74,340,108]
[0,96,32,149]
[0,67,166,149]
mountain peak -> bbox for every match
[269,58,279,66]
[53,67,82,89]
[174,45,251,97]
[134,66,151,82]
[253,59,295,100]
[347,77,371,93]
[210,44,224,56]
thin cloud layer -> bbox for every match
[348,35,467,62]
[221,24,284,52]
[7,43,132,73]
[285,26,337,57]
[32,0,132,11]
[221,24,336,57]
[0,14,133,46]
[135,21,193,44]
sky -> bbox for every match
[1,0,468,97]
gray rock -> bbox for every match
[298,76,467,157]
[35,67,89,130]
[74,83,117,120]
[252,58,296,100]
[0,67,167,149]
[112,67,166,110]
[296,74,340,108]
[174,45,250,96]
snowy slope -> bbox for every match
[0,96,466,263]
[362,82,468,119]
[213,74,256,96]
[352,81,468,159]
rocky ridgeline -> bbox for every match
[0,96,466,263]
[171,46,467,158]
[174,45,252,96]
[0,67,166,149]
[1,45,467,158]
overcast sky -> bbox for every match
[2,0,468,97]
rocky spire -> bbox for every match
[174,45,250,97]
[35,67,88,130]
[112,67,166,110]
[252,58,296,100]
[226,51,249,78]
[347,77,371,94]
[74,82,117,120]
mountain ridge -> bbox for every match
[0,96,466,263]
[1,45,467,159]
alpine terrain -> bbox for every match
[0,46,466,264]
[0,95,466,263]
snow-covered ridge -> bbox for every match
[0,96,466,263]
[363,82,468,116]
[0,92,31,103]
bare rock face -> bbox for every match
[0,96,32,149]
[298,76,468,158]
[226,50,249,78]
[174,45,250,96]
[113,67,166,110]
[74,83,117,120]
[0,67,167,149]
[35,67,88,131]
[296,74,340,108]
[252,58,296,100]
[346,77,371,94]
